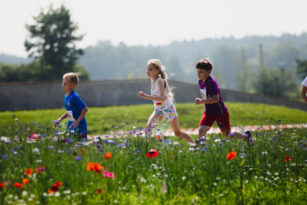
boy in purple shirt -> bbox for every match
[194,58,252,143]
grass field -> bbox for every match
[1,102,307,135]
[0,103,306,204]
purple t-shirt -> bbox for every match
[198,76,228,117]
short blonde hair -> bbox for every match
[63,72,79,84]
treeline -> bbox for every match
[0,61,88,83]
[78,33,307,99]
[1,3,307,100]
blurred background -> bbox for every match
[0,0,307,101]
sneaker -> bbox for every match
[244,130,254,145]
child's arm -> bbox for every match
[138,91,167,101]
[302,86,307,102]
[70,107,88,128]
[138,79,167,101]
[53,113,68,128]
[195,94,219,105]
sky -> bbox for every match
[1,0,307,57]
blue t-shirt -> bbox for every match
[64,90,87,135]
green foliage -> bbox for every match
[236,48,251,92]
[1,103,306,135]
[0,111,306,204]
[0,60,88,82]
[24,4,86,80]
[265,41,302,70]
[252,67,298,97]
[77,34,307,92]
[80,41,186,81]
[296,58,307,80]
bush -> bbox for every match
[252,67,298,98]
[0,60,89,83]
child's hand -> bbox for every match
[138,91,146,98]
[70,121,80,128]
[52,120,60,128]
[195,98,203,105]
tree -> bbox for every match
[237,47,250,92]
[25,5,86,80]
[252,67,297,98]
[296,58,307,80]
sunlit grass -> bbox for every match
[0,103,306,204]
[1,103,306,135]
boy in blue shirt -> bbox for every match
[53,72,88,139]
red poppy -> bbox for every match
[146,149,159,158]
[87,162,95,171]
[103,152,112,160]
[226,151,237,160]
[93,163,103,173]
[48,181,63,193]
[0,183,3,189]
[97,188,104,194]
[22,178,30,185]
[54,181,63,187]
[156,135,161,140]
[14,182,23,189]
[25,168,33,176]
[36,166,45,173]
[284,156,291,162]
[48,187,58,194]
[87,162,103,173]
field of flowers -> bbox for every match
[0,104,306,204]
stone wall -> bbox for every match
[0,79,306,111]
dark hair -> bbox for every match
[196,58,213,71]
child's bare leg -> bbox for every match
[169,117,194,143]
[199,125,210,140]
[146,112,163,129]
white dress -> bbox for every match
[151,78,177,121]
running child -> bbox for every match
[53,72,88,140]
[194,58,252,143]
[138,59,194,143]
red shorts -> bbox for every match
[199,112,231,134]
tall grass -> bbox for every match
[0,106,306,204]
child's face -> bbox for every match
[196,68,211,81]
[146,64,160,78]
[62,78,76,94]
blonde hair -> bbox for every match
[147,59,174,100]
[63,72,79,85]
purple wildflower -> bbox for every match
[201,146,207,152]
[165,140,171,144]
[75,156,82,160]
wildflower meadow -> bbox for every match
[0,103,306,204]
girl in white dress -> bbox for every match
[138,59,194,143]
